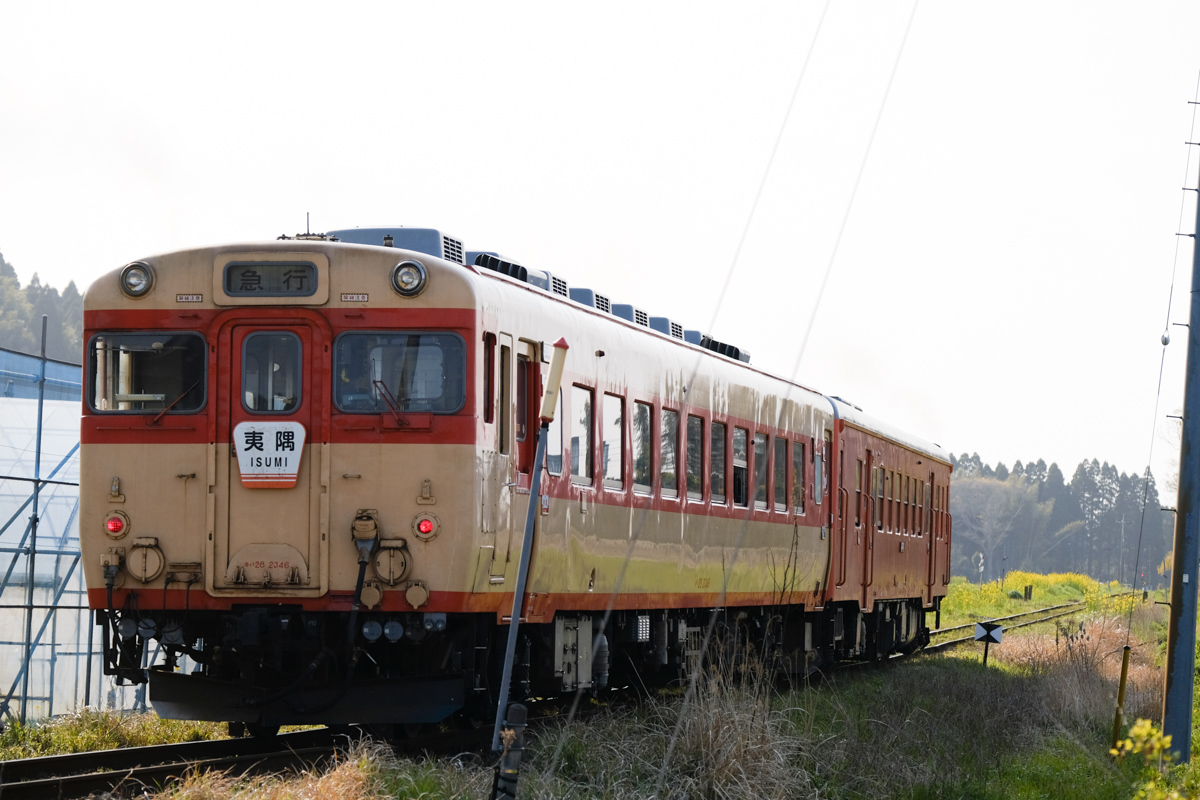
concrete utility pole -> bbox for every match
[1163,155,1200,760]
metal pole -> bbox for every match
[1163,166,1200,760]
[1112,645,1132,750]
[84,609,94,709]
[491,427,547,753]
[492,338,568,753]
[20,316,48,724]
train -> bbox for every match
[80,226,952,734]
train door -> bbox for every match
[485,334,515,581]
[861,449,876,607]
[485,337,538,582]
[212,323,328,595]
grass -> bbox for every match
[0,707,226,760]
[1,573,1181,798]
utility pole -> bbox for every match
[1163,151,1200,760]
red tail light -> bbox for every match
[106,517,125,535]
[418,519,434,535]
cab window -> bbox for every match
[333,332,465,414]
[88,332,206,413]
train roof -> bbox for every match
[828,397,951,466]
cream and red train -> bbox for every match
[80,227,952,730]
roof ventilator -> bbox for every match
[441,235,464,264]
[613,304,650,327]
[649,317,684,340]
[700,335,751,364]
[474,253,529,283]
[526,269,571,298]
[569,288,613,314]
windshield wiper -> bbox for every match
[149,379,202,425]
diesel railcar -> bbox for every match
[80,226,952,731]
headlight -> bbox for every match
[119,262,155,297]
[390,260,427,297]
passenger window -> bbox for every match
[686,415,704,500]
[515,356,529,443]
[633,401,653,493]
[887,470,896,530]
[661,409,679,498]
[855,459,864,526]
[603,393,624,489]
[733,427,749,507]
[499,345,510,454]
[813,439,823,507]
[773,437,787,512]
[873,466,883,530]
[792,441,806,514]
[711,422,727,504]
[483,333,496,424]
[243,332,301,413]
[753,432,768,510]
[570,386,593,484]
[546,393,563,476]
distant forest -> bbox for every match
[0,249,83,363]
[948,453,1173,589]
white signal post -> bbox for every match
[492,338,569,754]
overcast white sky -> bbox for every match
[2,2,1199,486]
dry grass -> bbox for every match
[156,739,395,800]
[993,610,1163,731]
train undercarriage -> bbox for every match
[98,598,936,730]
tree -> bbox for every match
[951,475,1049,581]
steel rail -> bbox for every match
[0,727,349,799]
[930,601,1083,636]
[924,608,1083,654]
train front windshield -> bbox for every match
[333,332,466,414]
[87,332,207,413]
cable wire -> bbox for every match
[1124,70,1200,644]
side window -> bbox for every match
[686,415,704,501]
[603,393,624,490]
[633,401,653,493]
[925,480,932,535]
[661,409,679,498]
[813,438,823,507]
[773,437,787,512]
[244,332,301,413]
[887,470,896,531]
[733,427,749,507]
[570,386,593,484]
[753,432,768,510]
[792,440,806,514]
[711,422,727,504]
[498,344,511,454]
[873,466,883,530]
[855,459,864,526]
[546,392,563,475]
[515,356,529,443]
[483,333,496,424]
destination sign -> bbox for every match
[233,421,307,488]
[224,261,317,297]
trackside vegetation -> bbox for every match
[2,573,1195,799]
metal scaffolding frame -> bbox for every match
[0,323,146,724]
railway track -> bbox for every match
[0,697,595,799]
[924,600,1085,654]
[0,726,359,800]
